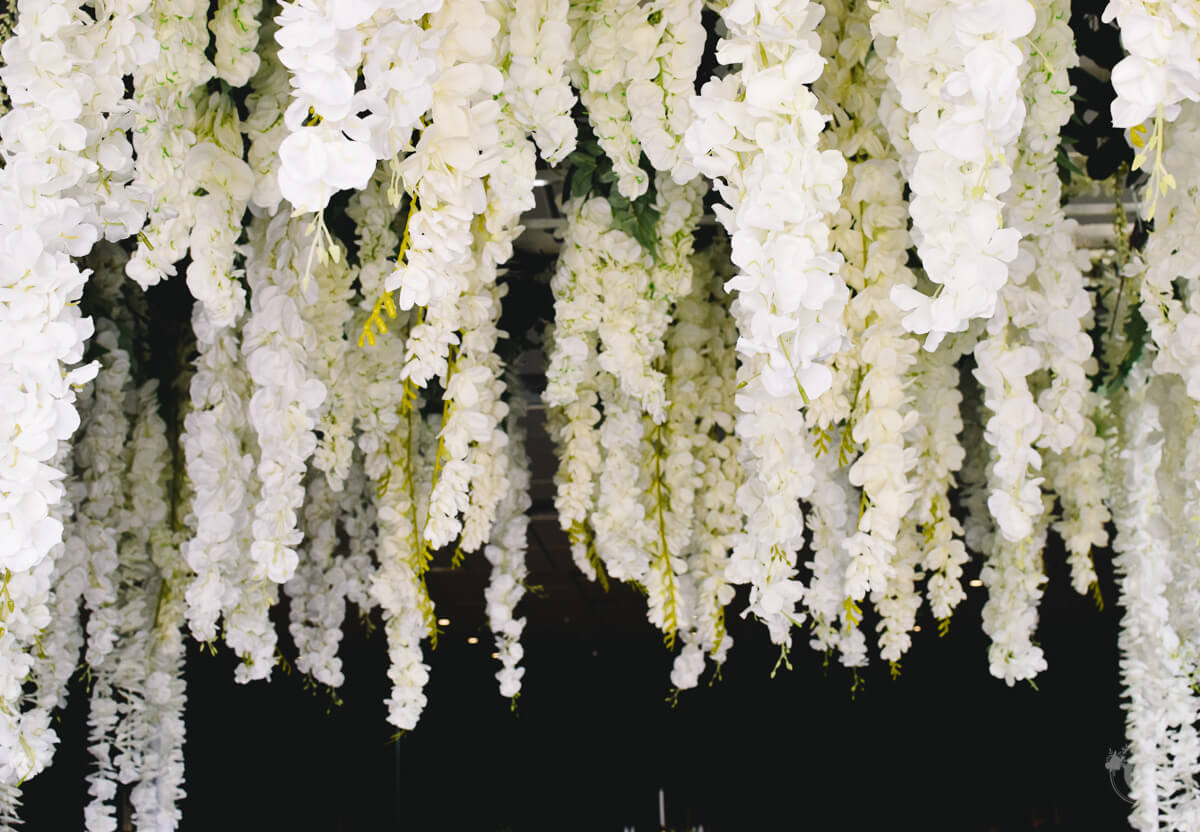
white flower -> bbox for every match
[499,0,577,162]
[243,211,329,587]
[483,383,532,699]
[1104,2,1200,129]
[687,0,847,648]
[872,0,1032,349]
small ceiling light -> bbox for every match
[490,652,499,660]
[969,579,984,588]
[913,625,922,633]
[437,618,451,627]
[467,636,479,645]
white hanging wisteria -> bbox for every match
[686,0,848,648]
[1,3,1199,829]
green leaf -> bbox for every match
[570,166,593,200]
[1057,147,1085,178]
[630,200,660,259]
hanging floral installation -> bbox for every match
[0,0,1198,828]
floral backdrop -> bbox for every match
[0,0,1197,828]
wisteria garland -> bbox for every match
[873,0,1032,348]
[1,5,1199,830]
[687,0,848,647]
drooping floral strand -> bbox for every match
[568,0,648,199]
[0,438,71,814]
[543,197,618,582]
[128,385,189,832]
[286,473,348,687]
[635,176,704,650]
[907,336,971,627]
[244,2,291,215]
[670,244,741,689]
[484,378,533,700]
[387,0,505,391]
[181,305,257,647]
[371,399,438,732]
[183,91,255,330]
[625,0,705,183]
[274,0,376,216]
[126,0,215,290]
[1103,0,1200,219]
[1140,106,1200,405]
[80,324,134,832]
[0,0,105,576]
[243,210,329,587]
[212,0,264,88]
[499,0,577,163]
[872,0,1033,349]
[686,0,848,648]
[814,0,921,667]
[1111,367,1200,831]
[456,111,538,554]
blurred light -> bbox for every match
[913,625,922,633]
[969,579,984,588]
[437,617,450,627]
[490,652,499,659]
[467,636,479,645]
[533,178,549,187]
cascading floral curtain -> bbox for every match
[0,0,1198,829]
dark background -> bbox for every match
[24,402,1132,831]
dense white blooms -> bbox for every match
[181,307,257,645]
[569,0,649,198]
[1112,368,1200,831]
[500,0,577,162]
[626,0,704,182]
[873,0,1032,348]
[543,197,622,580]
[909,337,971,624]
[371,406,438,731]
[243,212,329,585]
[687,0,847,647]
[212,0,264,87]
[244,5,292,215]
[125,0,215,290]
[670,245,741,688]
[484,384,532,699]
[387,0,505,400]
[286,473,352,687]
[0,0,110,575]
[1103,0,1200,129]
[1141,104,1200,402]
[457,112,537,552]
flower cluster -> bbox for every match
[388,0,505,391]
[500,0,577,163]
[0,0,108,575]
[687,0,848,646]
[543,198,608,580]
[670,245,741,689]
[874,0,1032,348]
[568,0,651,198]
[1111,368,1200,831]
[626,0,705,183]
[275,0,389,213]
[1104,1,1200,129]
[484,383,532,699]
[125,0,215,289]
[1141,106,1200,403]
